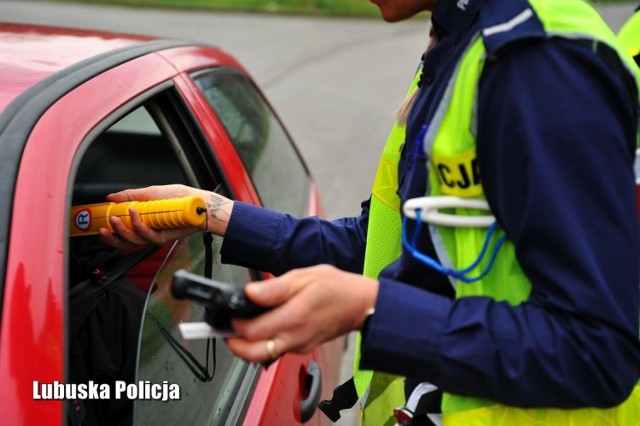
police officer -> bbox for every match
[103,0,640,423]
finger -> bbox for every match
[231,296,309,342]
[106,187,155,203]
[240,335,294,363]
[243,272,305,307]
[127,208,177,246]
[128,207,197,245]
[126,207,157,235]
[227,332,314,364]
[107,184,196,203]
[232,272,314,339]
[226,337,274,363]
[108,215,151,245]
[98,227,131,249]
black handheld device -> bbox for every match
[171,269,268,334]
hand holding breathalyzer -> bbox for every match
[70,195,207,237]
[226,265,379,363]
[97,185,235,248]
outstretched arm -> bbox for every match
[98,184,234,246]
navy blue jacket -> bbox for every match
[221,0,640,407]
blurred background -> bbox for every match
[2,0,632,218]
[11,0,630,18]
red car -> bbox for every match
[0,22,344,425]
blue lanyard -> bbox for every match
[402,209,507,283]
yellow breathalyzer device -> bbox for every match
[69,196,207,237]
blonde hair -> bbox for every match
[395,24,438,125]
[395,89,419,126]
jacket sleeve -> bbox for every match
[361,38,640,407]
[220,199,370,276]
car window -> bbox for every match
[134,232,254,426]
[72,105,193,204]
[192,69,310,216]
[67,91,257,425]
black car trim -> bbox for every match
[0,38,199,323]
[163,84,228,196]
[224,363,262,426]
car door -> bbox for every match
[67,77,265,423]
[154,46,344,424]
[183,66,345,426]
[64,47,338,424]
[1,45,190,424]
[64,76,318,426]
[2,41,339,424]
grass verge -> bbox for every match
[47,0,634,19]
[48,0,382,18]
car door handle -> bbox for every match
[300,361,323,423]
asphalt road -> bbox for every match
[0,1,635,425]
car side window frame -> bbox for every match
[191,67,312,216]
[66,83,263,426]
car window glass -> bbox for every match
[193,69,310,216]
[134,232,253,425]
[68,102,193,425]
[73,106,190,204]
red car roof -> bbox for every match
[0,23,155,110]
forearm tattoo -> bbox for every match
[207,194,231,223]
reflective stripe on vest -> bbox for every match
[618,7,640,63]
[353,72,422,426]
[421,0,640,422]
